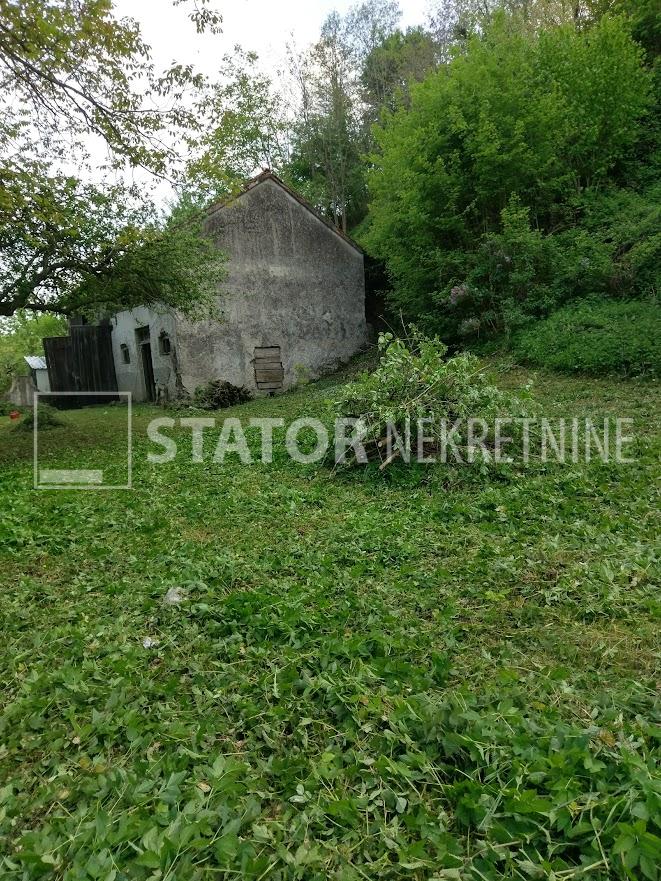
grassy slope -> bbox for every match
[0,361,659,880]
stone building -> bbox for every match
[109,171,368,401]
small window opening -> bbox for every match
[120,343,131,364]
[158,332,171,355]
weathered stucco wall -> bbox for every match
[176,176,368,394]
[108,176,367,400]
[110,307,179,401]
[7,375,36,407]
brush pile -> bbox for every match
[332,328,533,469]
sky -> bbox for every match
[114,0,432,81]
[108,0,432,203]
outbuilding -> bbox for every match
[109,171,368,401]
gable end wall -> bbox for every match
[176,177,368,394]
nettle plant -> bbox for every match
[333,328,533,468]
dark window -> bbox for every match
[159,332,171,355]
[120,343,130,364]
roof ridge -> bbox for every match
[205,170,363,254]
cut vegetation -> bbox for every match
[0,359,659,880]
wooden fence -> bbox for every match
[43,324,118,407]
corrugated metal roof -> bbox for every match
[24,355,47,370]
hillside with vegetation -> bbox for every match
[364,14,657,350]
[1,0,658,376]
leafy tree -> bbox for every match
[361,27,439,117]
[0,169,223,318]
[0,0,220,175]
[364,14,652,337]
[0,0,223,319]
[185,50,289,203]
[617,0,660,60]
[285,1,442,231]
[285,1,414,231]
[0,312,67,392]
[287,12,368,232]
[427,0,622,48]
[342,0,402,58]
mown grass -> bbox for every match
[0,360,659,880]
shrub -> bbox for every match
[0,312,67,393]
[441,197,615,339]
[577,183,661,297]
[17,402,64,431]
[0,400,21,417]
[193,379,251,410]
[513,299,660,376]
[365,15,653,340]
[331,328,533,468]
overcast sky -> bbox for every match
[108,1,432,204]
[114,0,431,80]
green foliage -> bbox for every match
[439,188,660,338]
[0,0,218,176]
[332,328,532,465]
[287,11,368,232]
[185,49,289,204]
[361,26,439,116]
[0,172,224,319]
[364,14,653,338]
[513,298,661,376]
[0,312,66,392]
[577,184,661,295]
[17,403,64,432]
[193,379,252,410]
[285,2,432,232]
[0,400,21,417]
[615,0,661,60]
[0,360,659,878]
[0,0,223,320]
[73,202,225,323]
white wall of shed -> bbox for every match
[109,307,179,402]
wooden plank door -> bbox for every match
[253,346,284,391]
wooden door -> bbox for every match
[253,346,284,392]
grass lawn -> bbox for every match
[0,360,659,880]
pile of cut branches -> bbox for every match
[332,328,533,469]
